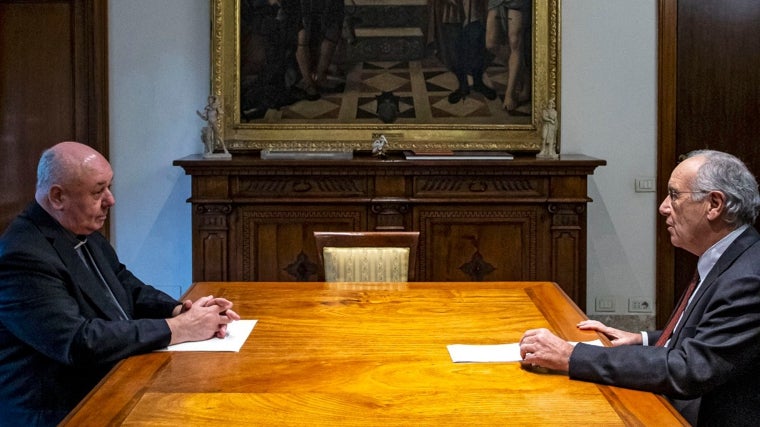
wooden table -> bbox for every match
[61,282,687,426]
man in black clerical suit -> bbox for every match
[0,141,241,426]
[519,150,760,426]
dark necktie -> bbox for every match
[655,270,700,347]
[75,239,130,320]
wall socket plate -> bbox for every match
[628,297,653,313]
[595,296,616,312]
[634,177,656,193]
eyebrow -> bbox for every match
[91,180,111,191]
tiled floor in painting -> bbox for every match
[250,57,533,126]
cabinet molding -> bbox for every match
[175,153,605,310]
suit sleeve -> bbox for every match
[0,232,177,369]
[569,271,760,399]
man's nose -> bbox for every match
[658,197,670,216]
[104,189,115,206]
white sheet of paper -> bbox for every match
[447,339,603,363]
[158,319,257,352]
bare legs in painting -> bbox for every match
[486,0,531,113]
[296,31,342,100]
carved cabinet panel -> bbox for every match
[236,205,366,281]
[416,205,546,282]
[175,153,604,310]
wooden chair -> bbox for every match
[314,231,420,282]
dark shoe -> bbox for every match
[448,88,469,104]
[305,89,321,101]
[473,82,496,100]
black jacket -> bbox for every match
[0,202,178,426]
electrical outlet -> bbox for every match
[628,297,652,313]
[595,296,616,312]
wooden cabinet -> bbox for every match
[174,153,605,309]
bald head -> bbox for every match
[35,142,108,198]
[35,142,115,235]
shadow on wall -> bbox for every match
[586,178,654,325]
[132,175,192,299]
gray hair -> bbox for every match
[35,148,61,196]
[687,150,760,225]
[35,147,78,199]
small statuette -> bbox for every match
[197,95,231,159]
[536,98,559,160]
[372,134,389,158]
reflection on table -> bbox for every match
[61,281,687,426]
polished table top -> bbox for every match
[61,282,687,426]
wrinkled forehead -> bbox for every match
[669,156,705,188]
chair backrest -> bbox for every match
[314,231,420,282]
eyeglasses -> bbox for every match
[668,189,707,202]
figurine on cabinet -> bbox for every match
[372,134,389,158]
[197,95,231,159]
[536,98,558,159]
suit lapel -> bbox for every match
[677,227,760,336]
[29,202,128,321]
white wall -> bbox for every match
[561,0,658,315]
[109,0,659,314]
[109,0,210,297]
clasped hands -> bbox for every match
[167,295,240,345]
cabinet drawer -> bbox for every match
[412,175,546,198]
[234,176,370,198]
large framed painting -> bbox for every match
[210,0,560,152]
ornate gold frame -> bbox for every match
[210,0,561,152]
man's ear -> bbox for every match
[706,190,726,221]
[48,185,65,210]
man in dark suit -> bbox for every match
[0,141,241,426]
[519,149,760,426]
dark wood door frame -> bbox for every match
[656,0,678,328]
[76,0,109,158]
[79,0,110,239]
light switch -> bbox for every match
[635,177,655,193]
